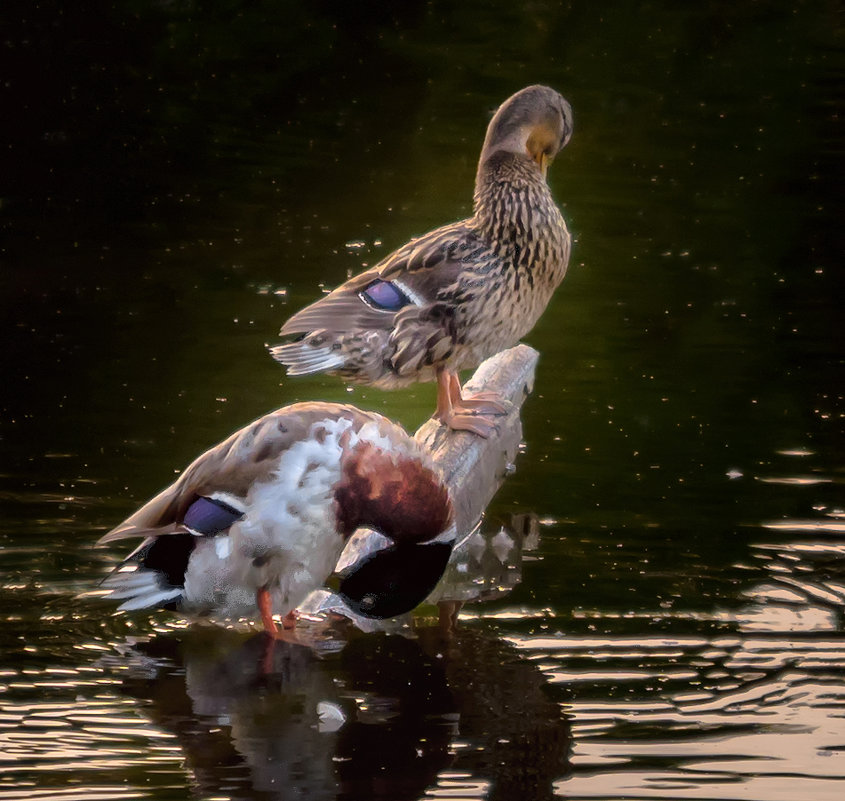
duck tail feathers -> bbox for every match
[97,483,186,547]
[269,339,347,376]
[100,566,184,611]
[99,531,196,611]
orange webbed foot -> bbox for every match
[435,409,499,438]
[453,391,511,416]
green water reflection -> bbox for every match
[1,1,842,799]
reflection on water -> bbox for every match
[432,513,542,607]
[517,531,845,801]
[105,625,570,801]
[544,627,845,801]
[740,541,845,633]
[2,508,844,799]
[0,514,572,800]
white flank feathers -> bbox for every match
[351,419,396,453]
[183,416,357,618]
[215,536,232,560]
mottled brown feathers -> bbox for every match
[271,85,572,392]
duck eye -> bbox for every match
[360,280,410,311]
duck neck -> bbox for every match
[334,441,452,544]
[472,151,563,263]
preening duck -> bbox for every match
[271,85,573,437]
[98,402,455,633]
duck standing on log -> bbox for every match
[271,85,573,437]
[98,402,455,634]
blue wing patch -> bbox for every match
[359,280,411,311]
[183,496,244,536]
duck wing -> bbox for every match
[95,412,292,610]
[98,403,378,547]
[272,221,487,383]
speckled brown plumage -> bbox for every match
[271,85,573,435]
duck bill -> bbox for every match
[539,152,552,178]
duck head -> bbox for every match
[337,539,454,619]
[332,437,455,618]
[478,85,573,178]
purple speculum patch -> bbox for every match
[360,280,410,311]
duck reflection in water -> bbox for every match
[117,626,569,801]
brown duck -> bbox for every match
[271,85,573,436]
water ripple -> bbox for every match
[0,674,186,798]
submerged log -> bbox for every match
[414,343,539,537]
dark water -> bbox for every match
[1,2,843,799]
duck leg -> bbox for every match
[258,588,299,636]
[257,587,279,635]
[257,589,301,674]
[434,368,506,438]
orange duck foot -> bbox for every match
[258,588,300,638]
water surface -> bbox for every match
[1,2,843,799]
